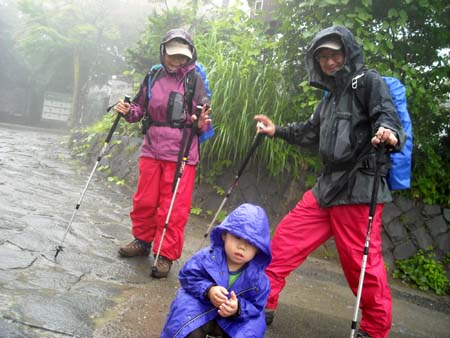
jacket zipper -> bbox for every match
[235,286,258,296]
[172,307,217,338]
[325,99,337,159]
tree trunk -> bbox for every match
[192,0,198,15]
[70,48,81,127]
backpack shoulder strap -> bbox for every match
[146,64,164,101]
[142,64,164,121]
[351,68,379,111]
[184,68,197,116]
[140,65,164,138]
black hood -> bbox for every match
[160,28,197,67]
[305,26,364,91]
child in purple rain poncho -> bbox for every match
[161,203,272,338]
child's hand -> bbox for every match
[218,291,238,318]
[208,285,229,308]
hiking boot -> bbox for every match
[118,239,151,257]
[355,330,372,338]
[265,309,275,326]
[151,255,172,278]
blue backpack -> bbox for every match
[353,71,413,190]
[145,62,214,144]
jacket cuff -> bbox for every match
[232,300,241,318]
[204,284,215,300]
[274,125,283,138]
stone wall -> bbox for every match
[382,197,450,269]
[71,132,450,272]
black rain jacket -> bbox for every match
[275,26,406,207]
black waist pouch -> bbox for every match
[167,91,186,127]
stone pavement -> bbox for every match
[0,122,449,338]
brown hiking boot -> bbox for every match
[265,309,275,326]
[151,255,172,278]
[118,239,151,257]
[355,330,372,338]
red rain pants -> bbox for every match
[130,157,195,261]
[266,190,392,338]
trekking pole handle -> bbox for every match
[195,104,203,115]
[376,142,386,164]
[105,95,130,144]
[182,104,204,160]
[193,104,206,130]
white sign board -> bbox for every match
[41,91,72,122]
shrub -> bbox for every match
[393,248,450,295]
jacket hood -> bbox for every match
[210,204,272,270]
[160,28,197,67]
[305,25,364,91]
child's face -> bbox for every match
[222,232,258,271]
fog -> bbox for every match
[0,0,249,129]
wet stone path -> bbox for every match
[0,123,160,337]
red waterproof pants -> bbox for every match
[130,157,195,261]
[266,190,392,338]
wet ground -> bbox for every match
[0,122,449,338]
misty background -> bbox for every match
[0,0,252,127]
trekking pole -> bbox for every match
[54,95,130,259]
[198,126,265,250]
[350,143,386,338]
[152,105,203,271]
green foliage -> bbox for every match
[84,111,141,138]
[194,9,312,178]
[212,185,225,196]
[69,110,140,167]
[444,252,450,266]
[207,209,228,224]
[97,165,110,173]
[107,176,126,186]
[412,144,450,205]
[393,248,450,295]
[125,7,193,80]
[70,134,93,158]
[190,207,203,216]
[16,0,84,101]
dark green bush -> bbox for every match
[393,248,450,295]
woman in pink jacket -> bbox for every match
[115,28,211,278]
